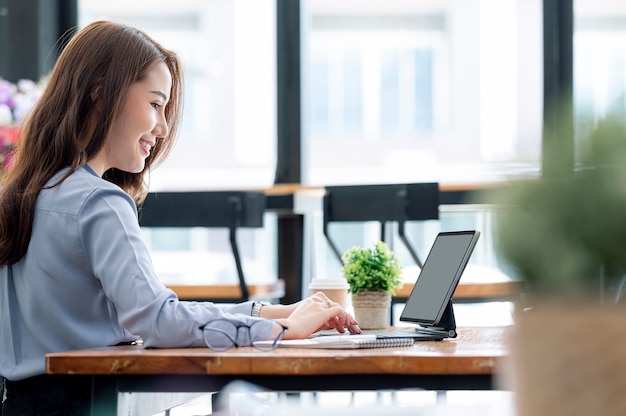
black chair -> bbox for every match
[323,183,439,268]
[139,191,267,303]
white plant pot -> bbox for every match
[351,291,391,329]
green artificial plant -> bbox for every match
[341,241,403,295]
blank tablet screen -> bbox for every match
[400,231,479,325]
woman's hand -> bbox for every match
[274,292,361,340]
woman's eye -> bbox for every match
[151,102,161,110]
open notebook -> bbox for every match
[254,334,413,350]
[255,230,480,349]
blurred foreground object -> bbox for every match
[488,114,626,416]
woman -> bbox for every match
[0,21,359,415]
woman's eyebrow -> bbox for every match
[150,90,168,101]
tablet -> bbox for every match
[399,230,480,326]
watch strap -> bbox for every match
[251,301,270,317]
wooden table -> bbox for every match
[167,280,523,304]
[166,280,285,302]
[46,326,509,414]
[395,280,524,303]
[389,280,523,324]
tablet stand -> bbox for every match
[417,301,457,338]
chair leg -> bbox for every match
[229,227,249,301]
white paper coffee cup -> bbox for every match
[308,278,350,307]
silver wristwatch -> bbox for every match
[251,301,271,317]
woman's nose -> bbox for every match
[153,114,169,138]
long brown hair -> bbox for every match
[0,20,184,265]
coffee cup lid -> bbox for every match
[308,278,349,289]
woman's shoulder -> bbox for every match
[57,165,128,195]
[39,165,135,215]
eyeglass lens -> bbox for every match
[202,319,285,351]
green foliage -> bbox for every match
[341,241,403,295]
[487,114,626,295]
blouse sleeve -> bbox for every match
[77,186,275,348]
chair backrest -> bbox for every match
[322,183,439,268]
[139,191,265,229]
[139,191,266,302]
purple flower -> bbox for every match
[0,77,46,126]
[0,80,16,109]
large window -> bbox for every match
[303,0,544,186]
[308,26,440,141]
[574,0,626,157]
[77,0,626,190]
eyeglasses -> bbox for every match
[199,319,288,351]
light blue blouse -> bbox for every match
[0,165,274,380]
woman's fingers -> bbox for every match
[325,306,347,332]
[324,304,362,334]
[315,296,362,334]
[286,293,362,337]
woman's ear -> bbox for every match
[90,85,104,112]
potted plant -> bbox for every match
[341,241,403,329]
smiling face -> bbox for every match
[88,62,172,176]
